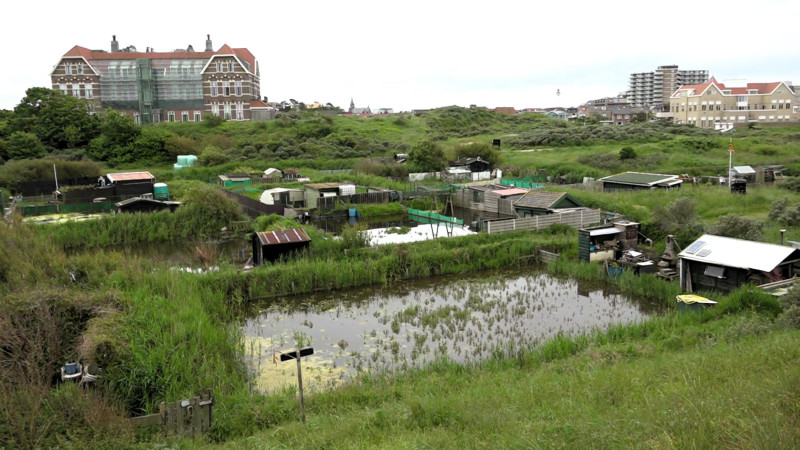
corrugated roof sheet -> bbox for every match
[599,172,680,186]
[305,183,342,190]
[254,229,311,246]
[514,191,581,209]
[106,172,155,182]
[679,234,800,272]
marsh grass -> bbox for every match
[221,325,800,448]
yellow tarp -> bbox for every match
[677,294,717,305]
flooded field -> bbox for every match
[242,269,660,393]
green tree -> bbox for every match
[408,140,447,173]
[87,110,141,162]
[6,131,46,159]
[99,109,140,148]
[10,88,99,150]
[130,126,171,161]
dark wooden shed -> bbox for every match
[251,229,312,265]
[453,157,491,173]
[599,172,682,191]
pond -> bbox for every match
[241,269,661,394]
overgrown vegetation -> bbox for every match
[4,103,800,447]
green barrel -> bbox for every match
[153,183,169,200]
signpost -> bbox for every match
[277,347,314,422]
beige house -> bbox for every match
[669,77,798,129]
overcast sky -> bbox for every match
[3,0,799,112]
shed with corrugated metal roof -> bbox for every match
[251,229,312,265]
[678,234,800,293]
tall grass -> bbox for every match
[107,270,249,414]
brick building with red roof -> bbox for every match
[50,35,267,123]
[669,77,798,129]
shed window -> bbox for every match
[703,266,725,279]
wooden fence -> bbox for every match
[218,189,284,217]
[129,389,214,438]
[482,209,604,234]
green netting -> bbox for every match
[407,208,463,225]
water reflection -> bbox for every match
[242,270,658,394]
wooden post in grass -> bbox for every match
[279,347,314,423]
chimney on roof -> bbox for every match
[205,34,213,52]
[187,44,194,52]
[111,35,119,53]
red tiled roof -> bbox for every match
[675,77,786,96]
[254,229,311,246]
[251,99,269,108]
[60,44,256,65]
[232,48,256,73]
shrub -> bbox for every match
[709,214,763,241]
[198,145,229,166]
[777,177,800,193]
[768,197,800,226]
[650,197,704,243]
[203,113,224,127]
[619,147,636,160]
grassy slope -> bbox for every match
[216,319,800,449]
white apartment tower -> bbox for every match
[629,65,708,110]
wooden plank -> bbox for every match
[159,402,167,438]
[129,414,161,427]
[192,396,202,437]
[176,400,185,435]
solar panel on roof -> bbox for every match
[685,240,706,254]
[696,249,712,257]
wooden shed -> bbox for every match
[599,172,682,191]
[106,171,156,197]
[251,229,311,265]
[452,157,492,173]
[578,221,641,263]
[304,183,342,209]
[678,234,800,293]
[514,191,583,217]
